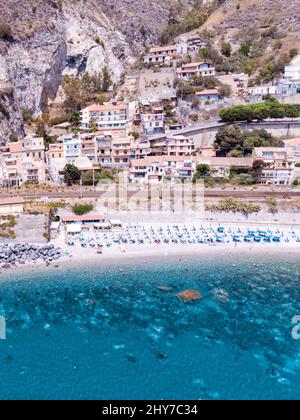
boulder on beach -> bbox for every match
[177,290,201,303]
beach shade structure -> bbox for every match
[109,219,122,228]
[217,227,225,233]
[94,222,111,230]
[258,229,267,236]
[232,235,241,242]
[244,235,253,242]
[66,224,82,235]
[216,235,225,242]
[248,229,256,236]
[264,236,271,242]
[273,236,281,243]
[254,236,262,243]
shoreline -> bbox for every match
[1,220,300,279]
[1,240,300,281]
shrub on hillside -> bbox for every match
[72,203,93,215]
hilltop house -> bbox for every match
[143,44,188,64]
[196,89,220,102]
[284,65,300,81]
[176,62,215,80]
[247,85,277,97]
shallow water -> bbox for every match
[0,255,300,400]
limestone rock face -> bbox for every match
[0,0,186,141]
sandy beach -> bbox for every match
[1,222,300,280]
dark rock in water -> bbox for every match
[125,353,137,363]
[156,352,167,360]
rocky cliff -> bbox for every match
[0,0,197,142]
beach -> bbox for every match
[1,220,300,279]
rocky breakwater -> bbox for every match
[0,244,63,269]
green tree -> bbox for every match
[218,84,232,98]
[68,110,81,126]
[251,159,266,182]
[9,133,18,142]
[176,81,195,99]
[194,164,210,178]
[63,164,81,185]
[289,48,298,60]
[102,67,112,92]
[72,203,93,215]
[239,42,251,57]
[214,125,243,156]
[221,42,232,58]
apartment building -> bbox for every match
[253,147,295,185]
[283,138,300,163]
[140,101,165,134]
[95,132,113,166]
[165,135,194,156]
[130,138,151,160]
[176,62,216,80]
[48,143,64,160]
[63,134,82,163]
[143,44,188,64]
[149,135,194,157]
[80,102,129,130]
[0,137,46,186]
[129,156,196,183]
[81,134,97,162]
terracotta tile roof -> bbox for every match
[149,45,177,54]
[182,62,205,68]
[62,214,105,223]
[196,89,219,96]
[9,143,22,153]
[84,103,127,112]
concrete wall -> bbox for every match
[0,204,24,215]
[187,121,300,149]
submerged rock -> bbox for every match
[157,286,173,292]
[177,290,202,303]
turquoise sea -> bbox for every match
[0,255,300,400]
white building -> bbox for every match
[143,44,188,64]
[176,62,215,80]
[80,102,129,130]
[129,156,196,183]
[284,65,300,81]
[63,135,82,163]
[283,138,300,163]
[248,85,277,97]
[253,147,295,185]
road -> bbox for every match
[1,189,300,200]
